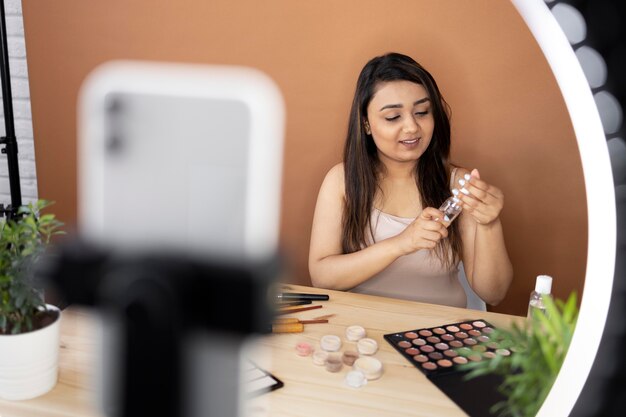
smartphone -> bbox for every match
[78,61,285,261]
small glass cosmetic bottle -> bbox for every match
[527,275,553,319]
[438,190,462,227]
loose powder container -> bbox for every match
[325,354,343,373]
[312,350,328,366]
[357,338,378,355]
[295,342,313,357]
[320,335,342,352]
[345,370,368,388]
[346,325,367,341]
[342,350,359,366]
[353,356,384,380]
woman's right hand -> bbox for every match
[395,207,448,255]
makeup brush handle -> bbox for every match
[272,322,304,333]
[274,317,300,324]
[274,318,330,325]
[276,304,323,315]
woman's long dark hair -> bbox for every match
[342,52,462,268]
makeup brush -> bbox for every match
[274,317,329,325]
[312,314,335,321]
[276,304,322,315]
[276,300,313,307]
[271,319,329,333]
[271,322,305,333]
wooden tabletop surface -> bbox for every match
[0,285,522,417]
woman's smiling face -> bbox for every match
[365,80,434,167]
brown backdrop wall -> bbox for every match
[22,0,587,316]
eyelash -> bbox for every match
[385,111,429,122]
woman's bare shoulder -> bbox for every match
[322,163,345,192]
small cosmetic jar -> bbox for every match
[357,338,378,355]
[342,350,359,366]
[295,342,313,357]
[312,350,329,366]
[320,335,342,352]
[345,370,368,388]
[345,325,367,341]
[353,357,383,380]
[325,354,343,373]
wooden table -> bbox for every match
[0,285,521,417]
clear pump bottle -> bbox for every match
[438,189,462,227]
[527,275,553,319]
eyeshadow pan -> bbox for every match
[437,359,453,368]
[483,351,496,359]
[422,362,438,371]
[446,325,460,332]
[496,348,511,357]
[482,327,494,334]
[472,345,487,353]
[428,352,444,360]
[460,323,473,331]
[463,338,477,346]
[455,332,468,339]
[441,334,454,341]
[477,335,490,343]
[420,345,435,353]
[433,327,446,335]
[453,356,468,365]
[405,347,420,355]
[435,343,449,350]
[449,340,463,348]
[405,332,418,339]
[418,329,433,337]
[413,354,429,363]
[468,329,481,337]
[443,349,458,358]
[426,336,441,344]
[412,338,426,346]
[473,321,486,328]
[398,341,412,348]
[468,354,483,362]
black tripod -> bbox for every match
[0,0,22,219]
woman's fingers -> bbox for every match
[423,229,446,242]
[420,207,445,221]
[460,179,502,202]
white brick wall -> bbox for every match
[0,0,37,207]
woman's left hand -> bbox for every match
[456,168,504,226]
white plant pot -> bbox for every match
[0,304,61,401]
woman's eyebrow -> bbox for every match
[379,97,430,111]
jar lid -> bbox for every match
[535,275,553,294]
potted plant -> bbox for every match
[0,200,65,400]
[460,292,579,417]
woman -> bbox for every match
[308,52,512,307]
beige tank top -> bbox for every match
[349,168,467,308]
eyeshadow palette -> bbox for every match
[384,319,511,379]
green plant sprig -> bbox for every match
[458,292,578,417]
[0,200,65,334]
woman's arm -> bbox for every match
[309,163,448,290]
[456,168,513,306]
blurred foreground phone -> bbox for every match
[77,61,285,417]
[79,61,284,260]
